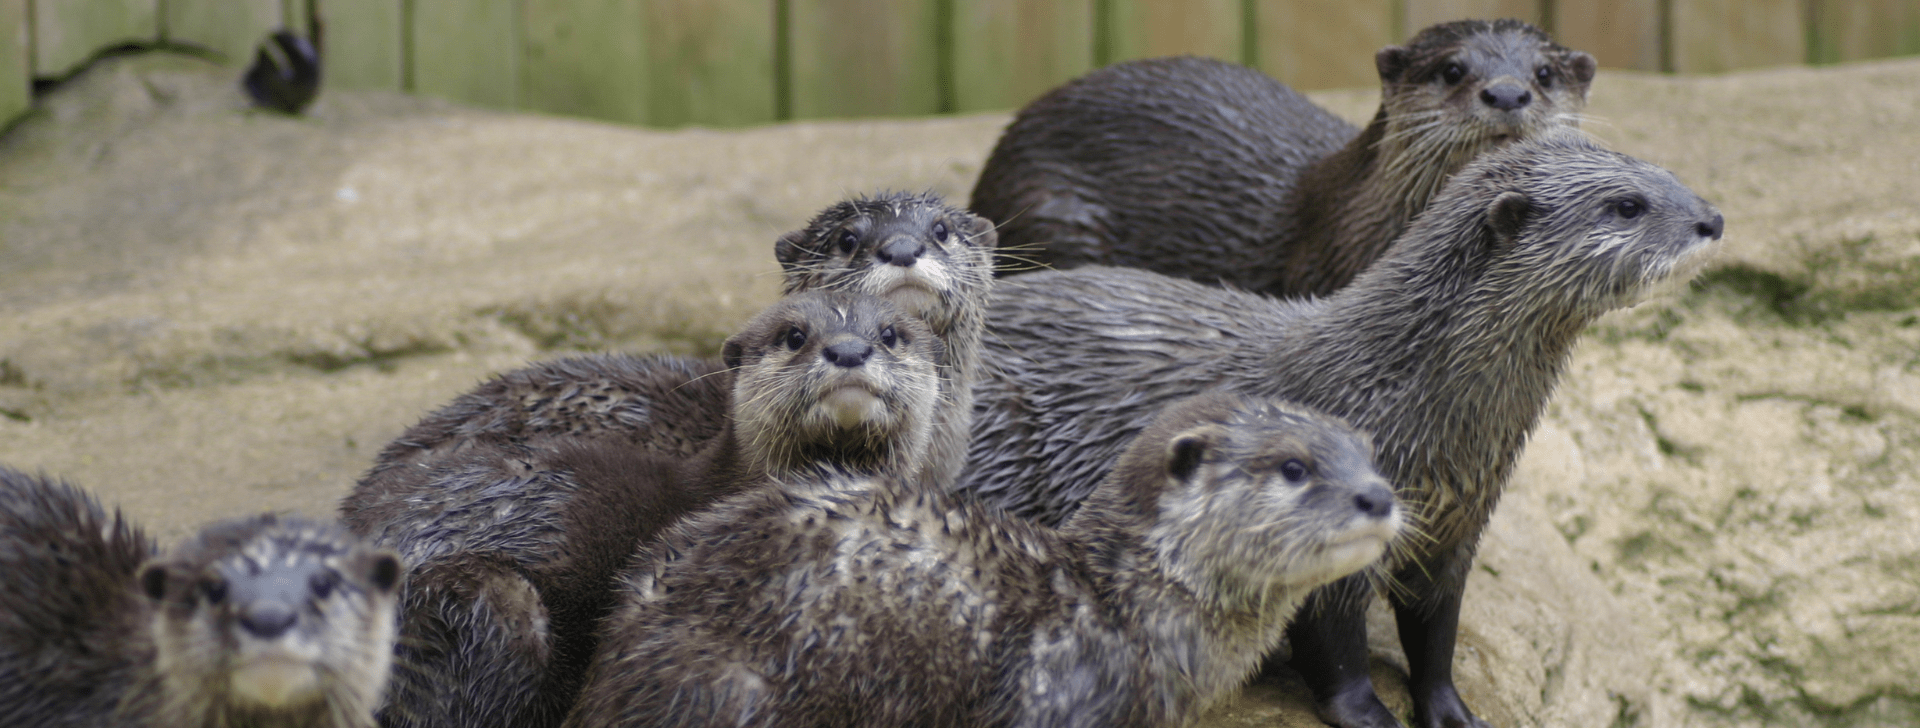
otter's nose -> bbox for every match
[1352,484,1395,519]
[1479,84,1531,111]
[239,601,298,639]
[875,237,925,267]
[1696,213,1724,240]
[822,340,873,368]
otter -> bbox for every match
[362,191,993,490]
[0,467,402,728]
[341,290,942,728]
[956,130,1724,728]
[564,391,1402,728]
[970,19,1596,299]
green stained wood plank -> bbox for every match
[521,0,646,124]
[412,0,518,108]
[788,0,940,120]
[1551,0,1660,70]
[1671,0,1804,73]
[1810,0,1920,63]
[950,0,1094,112]
[323,0,403,89]
[0,0,26,126]
[645,0,775,127]
[1105,0,1242,64]
[30,0,158,77]
[165,0,282,64]
[1403,0,1539,36]
[1253,0,1393,91]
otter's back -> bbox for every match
[971,56,1355,288]
[0,468,154,727]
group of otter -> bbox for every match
[0,18,1724,728]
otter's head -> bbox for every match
[1420,128,1725,321]
[138,515,402,727]
[1110,392,1402,607]
[1372,19,1596,202]
[774,192,996,340]
[723,290,940,479]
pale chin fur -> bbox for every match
[1628,232,1727,307]
[815,385,887,429]
[229,654,323,708]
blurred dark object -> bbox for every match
[243,30,321,114]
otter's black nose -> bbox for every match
[822,341,873,368]
[875,237,925,267]
[1696,213,1724,240]
[1352,485,1394,518]
[1479,85,1531,111]
[239,602,298,639]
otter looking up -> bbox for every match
[958,129,1723,728]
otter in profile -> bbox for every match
[342,290,942,728]
[564,391,1401,728]
[970,19,1596,298]
[0,467,402,728]
[363,191,993,490]
[957,130,1724,728]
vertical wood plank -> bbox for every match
[1671,0,1804,73]
[412,0,518,109]
[1403,0,1538,35]
[520,0,646,123]
[1105,0,1242,64]
[645,0,776,127]
[788,0,940,120]
[1810,0,1920,63]
[1551,0,1661,70]
[1253,0,1394,90]
[950,0,1094,112]
[0,0,27,126]
[325,0,404,89]
[30,0,159,77]
[165,0,282,64]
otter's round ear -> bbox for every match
[364,551,403,593]
[1165,428,1218,484]
[722,336,748,370]
[1375,46,1411,83]
[773,230,809,271]
[1487,191,1533,242]
[960,213,997,247]
[1564,51,1597,86]
[138,563,172,602]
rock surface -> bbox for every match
[1,52,1916,727]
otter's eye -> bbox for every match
[1279,459,1309,483]
[200,578,228,605]
[310,571,336,600]
[783,326,807,351]
[1441,62,1466,85]
[879,326,898,348]
[837,229,859,254]
[1534,66,1553,87]
[1613,198,1645,220]
[931,221,949,242]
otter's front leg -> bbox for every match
[1286,574,1402,728]
[1390,546,1489,728]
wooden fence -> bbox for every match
[3,0,1919,131]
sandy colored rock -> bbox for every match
[2,52,1918,726]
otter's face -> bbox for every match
[724,290,939,477]
[1375,19,1595,164]
[775,193,996,338]
[140,517,402,722]
[1472,131,1726,316]
[1147,397,1403,599]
